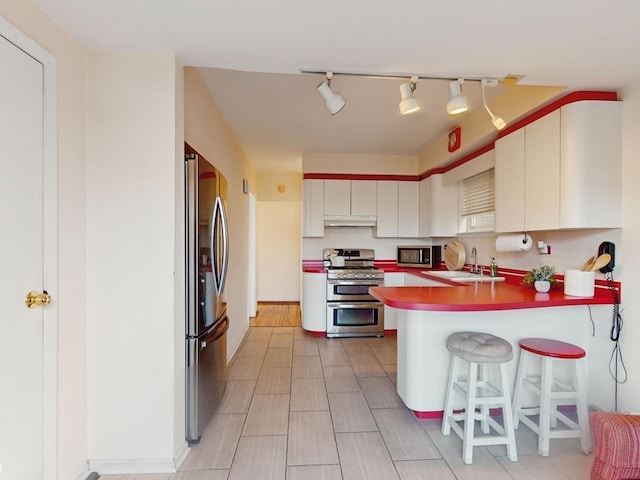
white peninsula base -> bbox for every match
[395,305,616,417]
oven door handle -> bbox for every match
[327,280,383,286]
[328,302,384,309]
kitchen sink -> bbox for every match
[424,270,506,283]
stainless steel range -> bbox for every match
[323,248,385,338]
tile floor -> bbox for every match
[102,327,593,480]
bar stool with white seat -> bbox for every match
[511,337,591,457]
[441,331,518,464]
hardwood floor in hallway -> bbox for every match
[249,302,301,327]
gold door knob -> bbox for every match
[25,290,51,309]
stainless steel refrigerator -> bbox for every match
[185,151,229,444]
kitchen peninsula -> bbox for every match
[370,279,618,417]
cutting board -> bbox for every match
[445,240,466,271]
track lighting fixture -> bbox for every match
[303,68,516,129]
[316,72,346,115]
[399,76,420,115]
[446,79,468,115]
[481,79,506,130]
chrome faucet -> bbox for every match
[470,247,480,274]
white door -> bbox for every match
[0,34,47,479]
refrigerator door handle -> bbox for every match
[201,316,229,349]
[211,196,229,296]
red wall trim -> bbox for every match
[303,173,420,181]
[303,92,618,183]
[419,141,496,180]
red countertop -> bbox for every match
[303,259,620,311]
[369,281,617,312]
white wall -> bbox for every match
[619,81,640,413]
[257,202,301,301]
[85,51,183,467]
[184,67,258,360]
[0,3,89,479]
[303,152,418,175]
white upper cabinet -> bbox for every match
[375,181,419,238]
[495,129,525,232]
[419,174,458,237]
[375,181,398,237]
[324,179,377,217]
[398,181,420,237]
[324,180,351,216]
[525,110,561,231]
[560,101,622,228]
[302,179,325,237]
[495,100,622,232]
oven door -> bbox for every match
[327,280,380,302]
[326,302,384,338]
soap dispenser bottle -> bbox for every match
[490,258,498,277]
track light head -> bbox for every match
[490,114,506,130]
[399,77,420,115]
[446,79,468,115]
[317,72,346,115]
[481,79,506,130]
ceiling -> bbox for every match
[34,0,640,173]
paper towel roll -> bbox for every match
[495,234,533,252]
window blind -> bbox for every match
[461,168,495,216]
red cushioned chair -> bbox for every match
[590,412,640,480]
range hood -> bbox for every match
[324,215,377,227]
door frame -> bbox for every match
[0,17,59,478]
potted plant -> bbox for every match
[522,265,557,293]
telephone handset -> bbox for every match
[598,241,615,273]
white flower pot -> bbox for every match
[534,280,551,293]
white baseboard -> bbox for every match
[88,451,187,475]
[174,441,191,469]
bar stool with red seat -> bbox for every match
[512,337,591,456]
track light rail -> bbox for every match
[300,67,511,84]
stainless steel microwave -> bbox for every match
[396,245,442,268]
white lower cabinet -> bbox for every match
[383,272,404,330]
[301,272,326,332]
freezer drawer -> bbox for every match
[186,316,228,444]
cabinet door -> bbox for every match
[429,174,458,237]
[375,181,398,237]
[351,180,377,216]
[324,180,350,216]
[560,101,622,228]
[494,129,525,232]
[302,179,324,237]
[302,272,327,333]
[525,110,560,231]
[398,181,419,237]
[383,272,405,330]
[418,177,432,237]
